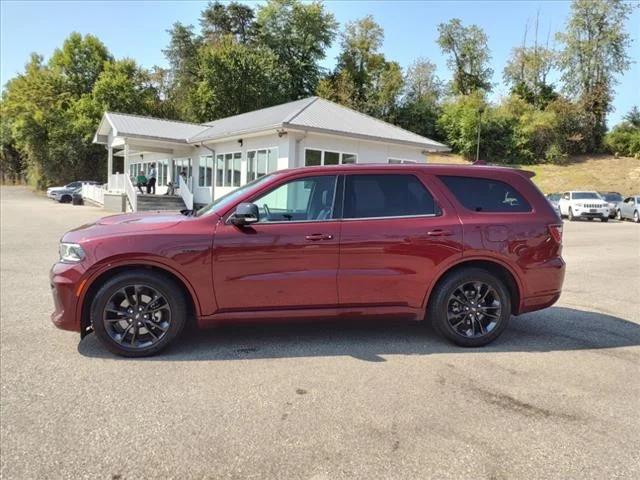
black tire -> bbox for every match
[634,211,639,223]
[616,209,622,221]
[91,270,187,357]
[60,195,72,203]
[587,217,594,221]
[568,207,576,221]
[601,217,608,222]
[428,268,511,347]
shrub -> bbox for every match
[604,123,640,158]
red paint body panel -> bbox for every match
[50,163,565,334]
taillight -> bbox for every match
[548,224,563,244]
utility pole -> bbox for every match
[475,107,483,163]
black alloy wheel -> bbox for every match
[429,268,511,347]
[91,271,187,357]
[103,284,172,349]
[446,281,502,339]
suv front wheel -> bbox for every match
[428,268,511,347]
[90,270,187,357]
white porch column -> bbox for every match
[124,143,129,177]
[107,146,113,190]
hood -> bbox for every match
[63,211,189,243]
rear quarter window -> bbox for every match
[439,175,531,213]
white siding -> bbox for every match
[295,132,427,168]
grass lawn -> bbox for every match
[429,153,640,196]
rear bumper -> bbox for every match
[518,256,565,315]
[50,262,85,332]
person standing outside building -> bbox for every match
[147,163,157,194]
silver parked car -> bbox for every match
[615,195,640,223]
[599,191,623,218]
[545,193,562,217]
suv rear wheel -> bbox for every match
[568,207,576,221]
[428,268,511,347]
[91,270,187,357]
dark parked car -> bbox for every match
[599,191,623,218]
[51,164,565,357]
[71,187,84,205]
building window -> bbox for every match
[198,155,214,187]
[388,158,418,164]
[157,159,169,186]
[305,149,357,166]
[174,158,192,187]
[247,148,278,182]
[215,152,242,187]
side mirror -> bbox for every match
[229,202,259,226]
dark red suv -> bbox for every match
[51,164,565,356]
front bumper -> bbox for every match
[572,207,608,218]
[50,262,86,332]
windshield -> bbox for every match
[573,192,600,200]
[196,174,275,217]
[547,193,561,201]
[601,193,622,202]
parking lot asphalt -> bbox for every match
[1,185,639,479]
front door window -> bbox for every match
[251,175,337,222]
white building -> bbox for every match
[92,96,449,211]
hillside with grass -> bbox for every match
[429,153,640,196]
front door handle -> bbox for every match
[305,233,334,241]
[427,229,452,237]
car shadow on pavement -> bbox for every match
[77,306,640,362]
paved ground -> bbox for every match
[1,185,639,479]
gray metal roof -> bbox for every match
[95,112,207,143]
[95,97,449,151]
[188,97,315,143]
[284,98,449,151]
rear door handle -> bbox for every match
[427,229,452,237]
[305,233,334,241]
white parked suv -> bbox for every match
[558,191,610,222]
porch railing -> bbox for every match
[124,174,138,212]
[179,175,194,210]
[82,183,105,205]
[108,173,125,192]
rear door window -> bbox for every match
[439,176,531,213]
[343,174,437,219]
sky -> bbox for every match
[1,0,638,125]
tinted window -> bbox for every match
[439,176,531,213]
[572,192,600,200]
[252,175,336,222]
[601,193,622,202]
[343,174,436,219]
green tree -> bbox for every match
[92,59,159,114]
[163,22,201,119]
[556,0,634,150]
[504,45,557,107]
[200,1,255,44]
[437,19,493,95]
[256,0,337,99]
[623,106,640,128]
[188,37,288,122]
[396,59,443,139]
[317,16,403,121]
[49,32,112,97]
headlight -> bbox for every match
[59,243,85,263]
[575,203,583,207]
